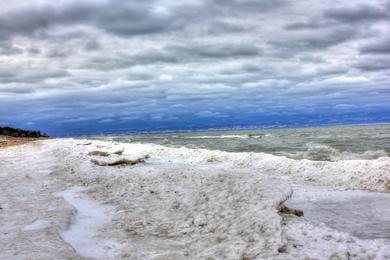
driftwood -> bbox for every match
[88,150,110,157]
[91,155,150,166]
[279,205,304,217]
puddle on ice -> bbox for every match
[55,187,122,259]
[286,186,390,242]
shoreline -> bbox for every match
[52,122,390,138]
[1,138,389,259]
[0,135,46,149]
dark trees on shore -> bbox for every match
[0,127,49,138]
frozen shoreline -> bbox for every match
[56,187,122,259]
[0,138,389,259]
[286,186,390,242]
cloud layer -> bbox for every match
[0,0,389,135]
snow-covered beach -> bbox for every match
[1,138,390,259]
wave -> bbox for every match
[186,134,271,139]
[187,134,249,139]
[161,140,389,161]
[146,144,390,192]
[79,137,390,191]
[111,136,389,161]
[279,143,389,161]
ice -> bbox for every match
[286,186,390,242]
[1,138,390,259]
[56,187,122,259]
[22,219,51,231]
[283,217,390,259]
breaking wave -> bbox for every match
[279,143,389,161]
[104,124,390,162]
[187,134,266,139]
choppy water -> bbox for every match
[97,124,390,161]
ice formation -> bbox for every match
[0,138,389,259]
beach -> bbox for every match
[1,0,389,258]
[1,136,389,259]
[0,135,41,149]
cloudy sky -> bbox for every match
[0,0,389,135]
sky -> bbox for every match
[0,0,389,136]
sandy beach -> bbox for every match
[0,135,41,149]
[1,138,389,259]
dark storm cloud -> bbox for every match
[97,2,180,36]
[323,4,389,23]
[46,49,73,58]
[167,43,261,59]
[205,21,248,34]
[0,2,95,39]
[170,0,287,22]
[269,27,357,53]
[88,50,178,70]
[0,68,69,84]
[207,0,287,13]
[27,47,41,55]
[360,38,390,54]
[0,0,287,52]
[0,42,23,55]
[0,0,178,40]
[355,57,390,71]
[284,21,328,30]
[286,3,389,31]
[83,40,101,51]
[167,0,288,35]
[86,43,260,71]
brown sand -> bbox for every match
[0,135,40,148]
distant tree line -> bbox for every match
[0,126,49,138]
